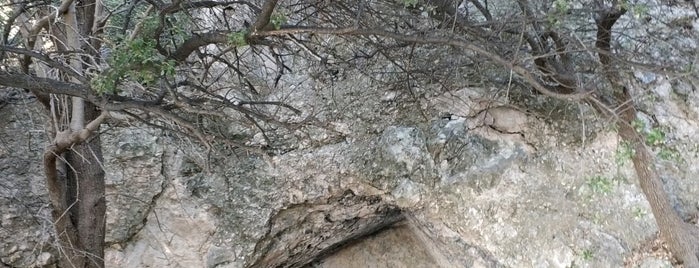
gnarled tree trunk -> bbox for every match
[31,0,107,267]
[65,103,106,267]
[43,105,108,267]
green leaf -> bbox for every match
[646,128,665,146]
[271,13,287,30]
[581,249,594,261]
[553,0,569,14]
[588,176,614,195]
[631,118,645,133]
[402,0,419,8]
[632,4,649,19]
[615,141,635,166]
[228,30,248,46]
[658,147,679,161]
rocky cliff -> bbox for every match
[2,61,699,267]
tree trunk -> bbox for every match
[73,1,106,263]
[38,0,106,266]
[65,102,106,268]
[593,6,699,265]
[615,88,699,266]
[43,103,106,268]
[43,147,83,267]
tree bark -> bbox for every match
[43,145,84,267]
[593,6,699,265]
[43,108,108,268]
[62,1,106,264]
[65,102,106,268]
[615,88,699,266]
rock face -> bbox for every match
[2,11,699,267]
[0,93,54,268]
[314,223,441,268]
[3,67,699,267]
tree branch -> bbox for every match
[29,0,76,36]
[102,101,212,149]
[258,26,592,101]
[0,72,92,99]
[0,46,88,83]
[161,0,260,14]
[0,2,27,60]
[42,109,108,265]
[594,5,699,266]
[171,31,230,61]
[251,0,278,33]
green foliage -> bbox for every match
[588,176,614,195]
[619,0,649,19]
[615,141,635,166]
[547,0,569,26]
[581,249,594,261]
[631,118,645,133]
[553,0,569,13]
[646,127,665,146]
[91,10,195,94]
[401,0,419,8]
[629,119,670,147]
[624,118,681,163]
[165,15,194,48]
[658,147,681,162]
[630,4,649,19]
[270,13,287,30]
[632,207,647,219]
[91,75,118,94]
[93,35,176,94]
[228,30,248,46]
[142,15,162,34]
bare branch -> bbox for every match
[0,46,88,83]
[100,99,212,147]
[27,0,76,42]
[0,1,27,60]
[161,1,260,14]
[251,0,278,33]
[259,26,592,101]
[0,72,92,99]
[238,101,302,115]
[171,31,230,61]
